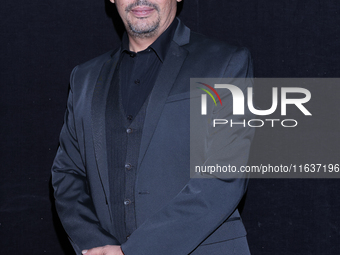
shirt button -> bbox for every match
[126,128,133,134]
[124,199,131,205]
[125,163,132,170]
[127,115,133,120]
[130,53,136,58]
[134,79,140,85]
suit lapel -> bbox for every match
[91,50,120,204]
[138,20,190,167]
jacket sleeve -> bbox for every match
[51,66,119,254]
[121,47,255,255]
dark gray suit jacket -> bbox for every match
[52,19,254,255]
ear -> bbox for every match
[110,0,115,3]
[177,0,182,2]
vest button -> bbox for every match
[126,128,133,134]
[124,199,131,205]
[125,163,132,170]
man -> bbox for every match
[51,0,254,254]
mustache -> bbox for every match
[125,0,160,12]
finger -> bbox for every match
[82,246,103,255]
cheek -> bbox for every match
[158,0,172,10]
[116,3,129,20]
[160,1,174,15]
[115,0,131,12]
[115,4,125,14]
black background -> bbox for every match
[1,0,340,254]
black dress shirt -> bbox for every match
[119,18,178,119]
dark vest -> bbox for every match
[105,68,150,244]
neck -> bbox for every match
[127,35,157,53]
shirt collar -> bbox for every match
[121,18,178,62]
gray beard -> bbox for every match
[127,17,160,38]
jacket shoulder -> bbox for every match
[69,49,118,91]
[183,31,252,78]
[188,32,244,54]
[75,49,117,74]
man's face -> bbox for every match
[111,0,180,38]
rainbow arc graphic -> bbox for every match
[197,82,223,106]
[197,82,223,115]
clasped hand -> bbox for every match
[82,245,124,255]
